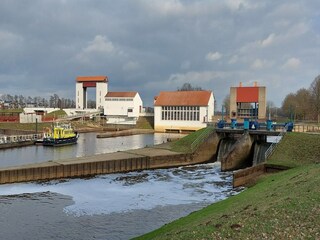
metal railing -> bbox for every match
[0,133,43,144]
[190,127,215,152]
[56,111,102,121]
[264,128,286,160]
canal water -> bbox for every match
[0,162,239,240]
[0,133,241,239]
[0,132,175,168]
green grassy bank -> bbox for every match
[135,132,320,239]
[268,132,320,167]
[170,127,215,153]
[0,122,52,131]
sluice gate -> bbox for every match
[214,129,279,171]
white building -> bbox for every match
[104,92,143,124]
[154,91,215,132]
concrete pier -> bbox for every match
[0,133,43,149]
[96,129,154,138]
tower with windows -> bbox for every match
[229,82,266,120]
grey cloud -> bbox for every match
[0,0,319,108]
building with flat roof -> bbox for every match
[104,91,143,120]
[154,90,214,132]
[229,82,266,120]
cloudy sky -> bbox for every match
[0,0,319,108]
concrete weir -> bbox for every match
[0,131,219,184]
[220,131,253,171]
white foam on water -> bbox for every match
[0,162,236,216]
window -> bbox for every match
[161,106,200,121]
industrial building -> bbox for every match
[104,92,143,123]
[229,82,266,120]
[154,91,215,132]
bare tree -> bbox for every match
[222,94,230,114]
[177,83,203,91]
[281,93,297,120]
[295,88,312,120]
[310,75,320,122]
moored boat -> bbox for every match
[42,123,79,146]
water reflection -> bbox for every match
[0,132,178,168]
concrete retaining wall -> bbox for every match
[0,151,208,185]
[0,157,146,184]
[233,163,290,187]
[233,164,266,187]
[0,141,35,149]
[103,124,136,131]
[97,129,154,138]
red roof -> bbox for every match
[154,91,212,106]
[105,92,137,98]
[76,76,108,82]
[236,87,259,103]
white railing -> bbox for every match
[56,111,102,121]
[0,133,43,144]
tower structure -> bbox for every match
[229,82,266,120]
[76,76,108,110]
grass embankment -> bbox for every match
[0,109,23,113]
[267,132,320,167]
[170,127,215,153]
[0,122,52,131]
[44,109,67,118]
[135,132,320,239]
[136,116,154,129]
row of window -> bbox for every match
[161,106,200,121]
[162,106,200,111]
[106,98,133,101]
[237,109,258,117]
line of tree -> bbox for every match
[177,83,203,91]
[0,94,76,109]
[281,75,320,122]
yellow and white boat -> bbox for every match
[42,123,79,146]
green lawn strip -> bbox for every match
[267,132,320,168]
[171,127,215,153]
[0,122,52,131]
[134,164,320,240]
[45,109,67,118]
[0,109,24,113]
[136,117,154,129]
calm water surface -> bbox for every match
[0,132,174,168]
